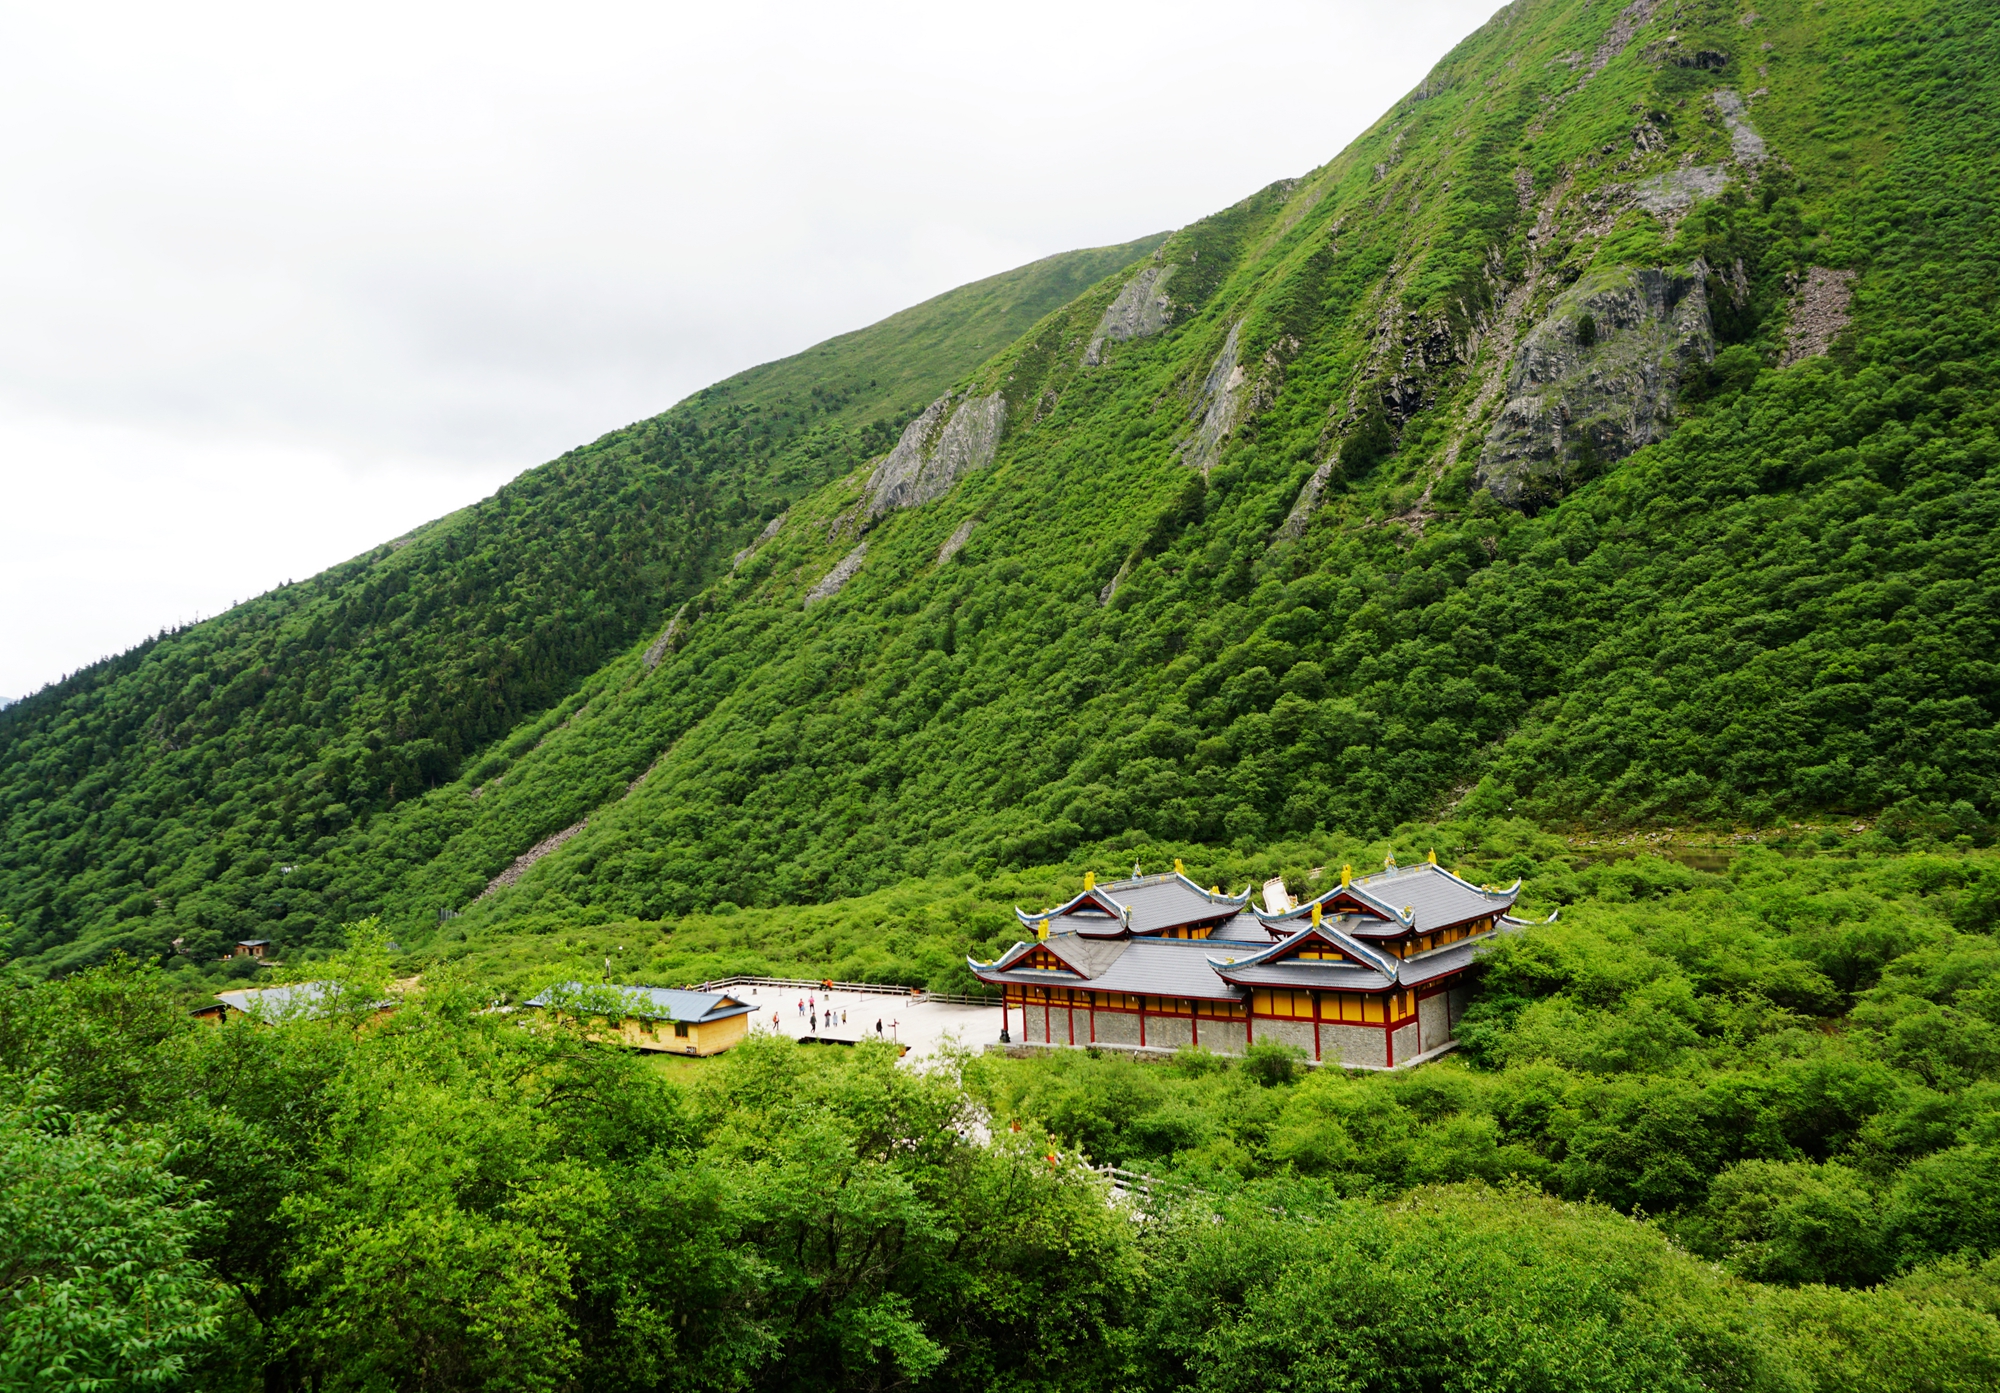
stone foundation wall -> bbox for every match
[1251,1017,1316,1055]
[1320,1023,1387,1068]
[1194,1018,1250,1054]
[1418,994,1451,1053]
[1001,1005,1458,1070]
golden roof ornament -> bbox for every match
[1341,864,1352,887]
[1083,870,1094,891]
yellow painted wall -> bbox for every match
[590,1009,750,1057]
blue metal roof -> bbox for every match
[210,981,390,1020]
[526,983,755,1024]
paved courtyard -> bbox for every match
[737,985,1004,1060]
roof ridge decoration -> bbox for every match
[1251,876,1413,927]
[1204,918,1401,979]
[1251,861,1522,928]
[1016,868,1250,926]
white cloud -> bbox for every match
[0,0,1500,697]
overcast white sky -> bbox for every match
[0,0,1499,700]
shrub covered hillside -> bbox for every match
[0,237,1166,970]
[374,0,1996,939]
[9,837,2000,1391]
[4,0,1999,972]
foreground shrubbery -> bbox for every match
[6,841,2000,1390]
[969,845,2000,1289]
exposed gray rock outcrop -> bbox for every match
[866,393,1006,518]
[476,819,587,901]
[1276,455,1338,540]
[1098,557,1133,606]
[1476,263,1714,508]
[1634,165,1728,221]
[1712,88,1765,163]
[1084,264,1176,365]
[732,510,787,569]
[936,517,976,565]
[1182,322,1245,476]
[1583,0,1662,84]
[642,603,688,671]
[1781,267,1857,365]
[804,541,868,606]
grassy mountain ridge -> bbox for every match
[0,236,1168,970]
[381,0,1993,938]
[5,0,1999,975]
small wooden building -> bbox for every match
[970,859,1528,1069]
[233,939,271,959]
[525,984,755,1057]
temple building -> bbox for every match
[969,856,1529,1069]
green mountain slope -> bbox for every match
[0,236,1167,969]
[8,0,1999,975]
[365,0,1995,940]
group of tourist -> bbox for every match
[749,987,890,1039]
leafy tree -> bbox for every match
[0,1088,226,1391]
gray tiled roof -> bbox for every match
[1083,938,1252,1000]
[974,886,1529,1001]
[1397,941,1484,987]
[1207,961,1395,991]
[1041,935,1133,977]
[976,935,1246,1001]
[1207,911,1277,944]
[1258,863,1518,934]
[1210,921,1401,978]
[1017,871,1249,936]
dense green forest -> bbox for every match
[9,831,2000,1390]
[0,236,1164,973]
[8,0,1993,976]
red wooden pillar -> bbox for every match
[1313,993,1322,1062]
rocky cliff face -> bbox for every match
[1083,262,1177,365]
[1476,263,1714,509]
[865,392,1007,518]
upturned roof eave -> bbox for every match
[1204,920,1399,976]
[1017,872,1252,928]
[1251,879,1410,927]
